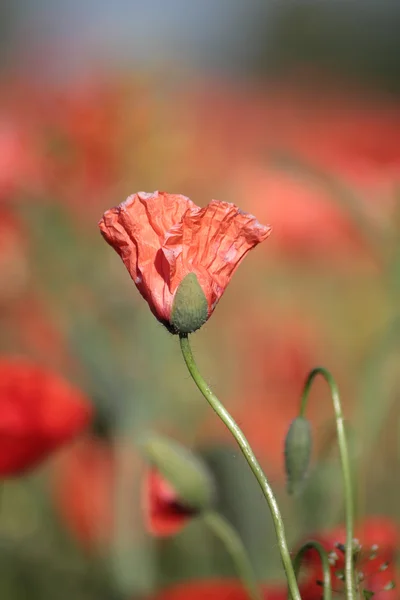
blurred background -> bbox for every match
[0,1,399,598]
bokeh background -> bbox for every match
[0,1,399,598]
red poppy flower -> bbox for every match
[150,579,288,600]
[51,436,142,552]
[42,81,121,217]
[0,208,28,305]
[143,468,196,537]
[0,357,92,476]
[298,517,398,599]
[99,191,271,332]
[51,437,114,551]
[232,164,372,263]
[197,314,329,477]
[6,293,75,372]
[0,114,43,200]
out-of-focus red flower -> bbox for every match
[234,315,320,399]
[0,357,92,475]
[268,89,400,189]
[298,517,398,599]
[143,468,195,538]
[99,191,271,331]
[0,208,28,304]
[234,317,326,465]
[198,315,327,476]
[51,435,142,552]
[0,116,43,200]
[42,81,121,215]
[182,81,400,263]
[185,79,400,190]
[6,293,75,372]
[232,164,374,263]
[150,579,288,600]
[51,437,114,551]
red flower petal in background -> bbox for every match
[0,208,28,305]
[298,517,398,599]
[0,115,43,200]
[185,80,400,191]
[51,437,114,551]
[150,579,288,600]
[197,315,326,477]
[99,191,271,329]
[267,89,400,189]
[183,81,399,263]
[51,436,142,552]
[6,293,75,373]
[42,81,121,216]
[232,164,374,263]
[233,317,329,472]
[0,357,92,476]
[143,468,195,538]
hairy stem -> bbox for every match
[179,334,301,600]
[299,367,355,600]
[293,541,332,600]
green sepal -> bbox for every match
[141,433,214,511]
[171,273,208,334]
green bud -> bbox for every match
[171,273,209,334]
[284,417,312,495]
[141,434,214,511]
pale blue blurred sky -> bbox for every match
[2,0,400,89]
[3,0,271,78]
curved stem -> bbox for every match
[293,541,332,600]
[299,367,355,600]
[203,511,262,600]
[179,334,301,600]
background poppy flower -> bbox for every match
[99,191,271,331]
[51,435,143,552]
[143,468,197,538]
[0,115,43,200]
[51,436,115,551]
[150,579,288,600]
[0,357,93,476]
[297,517,398,599]
[0,208,28,305]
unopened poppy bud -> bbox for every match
[170,273,209,334]
[284,416,312,495]
[142,434,214,512]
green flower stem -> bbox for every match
[203,510,262,600]
[179,334,302,600]
[299,367,355,600]
[293,541,332,600]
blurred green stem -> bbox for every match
[203,511,262,600]
[293,541,332,600]
[179,334,301,600]
[299,368,355,600]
